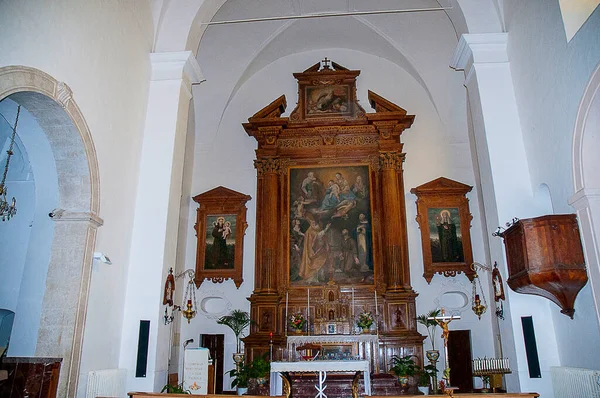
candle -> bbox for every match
[285,290,289,333]
[374,290,378,316]
[352,288,355,317]
[307,288,310,334]
[270,332,273,340]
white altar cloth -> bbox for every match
[270,360,371,397]
[285,334,379,373]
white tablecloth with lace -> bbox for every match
[269,360,371,397]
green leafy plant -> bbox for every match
[417,309,441,350]
[249,354,271,379]
[390,354,419,377]
[227,354,271,389]
[227,361,251,389]
[217,309,252,352]
[160,382,190,394]
[417,364,438,387]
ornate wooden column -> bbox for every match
[253,157,280,294]
[379,150,410,290]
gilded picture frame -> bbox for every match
[411,177,475,283]
[193,186,251,288]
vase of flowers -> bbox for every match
[356,311,374,333]
[289,312,306,333]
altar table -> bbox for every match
[286,334,379,373]
[270,360,371,398]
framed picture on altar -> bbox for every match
[321,343,356,360]
[193,186,251,289]
[411,177,475,283]
[288,164,375,287]
[327,324,336,334]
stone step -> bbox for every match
[287,373,418,397]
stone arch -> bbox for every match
[153,0,503,56]
[569,61,600,326]
[0,65,102,397]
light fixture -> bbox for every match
[93,252,112,265]
[471,262,489,320]
[163,268,198,325]
[0,105,20,221]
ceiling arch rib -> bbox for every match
[217,15,437,123]
[153,0,504,55]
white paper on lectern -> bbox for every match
[184,348,209,394]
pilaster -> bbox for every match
[452,33,557,396]
[119,51,203,393]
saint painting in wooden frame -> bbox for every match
[411,177,475,283]
[193,186,251,288]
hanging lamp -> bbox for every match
[0,105,20,221]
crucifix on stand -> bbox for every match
[429,309,461,395]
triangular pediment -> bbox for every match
[301,60,350,73]
[193,186,252,204]
[410,177,473,196]
[368,90,407,114]
[248,95,287,120]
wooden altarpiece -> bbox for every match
[242,60,425,371]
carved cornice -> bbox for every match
[379,152,405,170]
[254,157,282,176]
[49,208,104,228]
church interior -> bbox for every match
[0,1,600,397]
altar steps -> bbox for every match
[289,373,413,398]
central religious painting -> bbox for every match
[289,165,373,286]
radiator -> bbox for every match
[86,368,126,398]
[551,366,600,398]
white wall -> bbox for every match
[0,1,154,396]
[504,0,600,370]
[183,47,496,390]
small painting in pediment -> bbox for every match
[305,85,351,117]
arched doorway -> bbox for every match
[0,66,102,397]
[570,61,600,327]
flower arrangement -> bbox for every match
[289,312,306,330]
[356,311,374,329]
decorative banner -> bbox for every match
[184,348,209,394]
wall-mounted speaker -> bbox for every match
[521,316,541,378]
[135,320,150,378]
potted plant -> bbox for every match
[356,311,374,333]
[160,382,190,394]
[217,309,252,354]
[416,364,438,395]
[227,360,251,395]
[249,354,271,385]
[390,354,419,392]
[417,309,441,393]
[417,309,441,352]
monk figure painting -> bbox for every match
[204,215,236,269]
[289,165,373,286]
[428,208,464,263]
